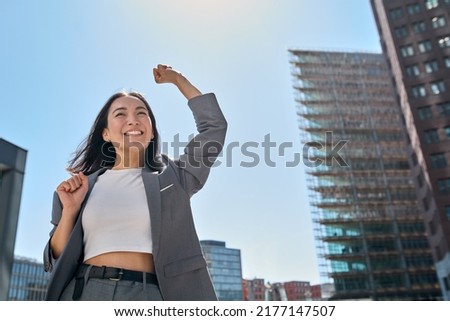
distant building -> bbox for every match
[371,0,450,300]
[243,278,333,301]
[8,256,49,301]
[311,283,335,301]
[267,282,287,301]
[0,138,27,300]
[242,278,266,301]
[200,240,243,300]
[284,281,311,301]
[289,50,441,300]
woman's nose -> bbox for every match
[127,116,139,125]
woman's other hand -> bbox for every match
[56,172,89,215]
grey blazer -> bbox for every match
[43,93,227,301]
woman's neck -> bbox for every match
[113,150,145,169]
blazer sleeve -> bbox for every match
[43,191,63,272]
[174,93,227,197]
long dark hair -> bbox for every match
[67,91,164,175]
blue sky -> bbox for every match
[1,0,380,284]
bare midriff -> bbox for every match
[84,252,155,273]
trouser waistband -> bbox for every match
[72,264,158,300]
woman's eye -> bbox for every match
[115,113,125,117]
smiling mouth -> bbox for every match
[124,130,144,136]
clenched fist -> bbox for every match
[56,172,89,215]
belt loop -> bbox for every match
[100,265,106,278]
[84,265,93,285]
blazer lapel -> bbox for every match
[142,168,162,258]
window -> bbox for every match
[424,60,439,73]
[412,84,427,97]
[423,197,429,211]
[408,3,422,14]
[418,40,433,53]
[425,0,439,9]
[438,36,450,48]
[389,8,403,20]
[418,172,424,187]
[431,80,446,94]
[401,45,415,57]
[445,126,450,138]
[438,102,450,115]
[430,153,447,168]
[418,106,433,119]
[412,21,427,33]
[437,178,450,194]
[406,64,421,76]
[412,152,418,165]
[445,57,450,68]
[446,205,450,220]
[394,26,409,38]
[424,129,439,143]
[432,16,446,28]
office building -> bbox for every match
[0,138,27,300]
[8,256,50,301]
[288,50,441,300]
[371,0,450,300]
[200,240,243,300]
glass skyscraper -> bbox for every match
[200,240,243,300]
[289,50,441,300]
[8,256,50,301]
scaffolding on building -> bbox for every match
[289,49,442,300]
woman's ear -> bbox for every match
[102,128,110,142]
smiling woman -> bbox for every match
[42,64,228,301]
[103,95,155,169]
[65,91,163,175]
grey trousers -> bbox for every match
[60,274,163,301]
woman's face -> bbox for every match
[102,95,154,153]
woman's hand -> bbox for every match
[51,172,89,258]
[152,64,202,100]
[56,172,89,215]
[152,64,180,85]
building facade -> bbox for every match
[8,256,50,301]
[311,283,335,301]
[0,138,27,300]
[200,240,243,300]
[289,50,441,300]
[371,0,450,300]
[284,281,311,301]
[242,278,266,301]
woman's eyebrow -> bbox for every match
[112,106,127,113]
[136,106,148,112]
[112,106,147,113]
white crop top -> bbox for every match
[82,168,152,261]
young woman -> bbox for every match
[43,64,227,300]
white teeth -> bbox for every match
[124,131,143,136]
